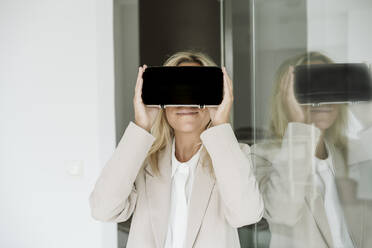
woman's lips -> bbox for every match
[176,111,199,115]
[310,107,333,113]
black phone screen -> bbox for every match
[294,63,372,104]
[142,66,223,106]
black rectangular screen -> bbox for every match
[142,66,223,106]
[294,63,372,104]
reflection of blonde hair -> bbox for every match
[146,51,217,176]
[270,51,348,149]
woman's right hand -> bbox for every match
[280,66,306,123]
[134,65,159,132]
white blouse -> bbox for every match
[164,139,202,248]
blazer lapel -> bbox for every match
[145,144,172,248]
[330,142,359,247]
[184,157,215,248]
[305,191,334,247]
[335,178,361,247]
[327,142,347,178]
[305,142,357,247]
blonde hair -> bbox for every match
[146,51,217,176]
[270,51,348,149]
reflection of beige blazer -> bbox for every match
[89,122,263,248]
[252,122,372,248]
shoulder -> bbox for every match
[237,141,280,159]
[251,139,281,157]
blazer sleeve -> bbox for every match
[253,122,321,226]
[89,121,155,222]
[200,123,264,228]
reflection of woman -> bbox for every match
[89,51,263,248]
[252,52,360,248]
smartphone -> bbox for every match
[294,63,372,104]
[141,66,223,107]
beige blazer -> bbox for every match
[252,122,372,248]
[89,122,264,248]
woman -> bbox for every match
[89,51,264,248]
[252,52,360,248]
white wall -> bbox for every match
[0,0,117,247]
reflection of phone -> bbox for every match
[142,66,223,107]
[294,63,372,104]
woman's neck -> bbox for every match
[174,131,202,162]
[315,132,328,160]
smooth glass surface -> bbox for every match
[234,0,372,247]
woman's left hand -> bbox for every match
[208,67,234,126]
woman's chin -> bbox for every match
[173,125,200,134]
[313,121,332,131]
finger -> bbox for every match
[137,65,148,101]
[134,80,144,105]
[223,67,233,91]
[134,68,144,102]
[135,66,143,94]
[225,73,233,96]
[226,75,233,99]
[221,77,230,104]
[222,67,233,98]
[222,72,230,94]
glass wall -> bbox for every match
[230,0,372,247]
